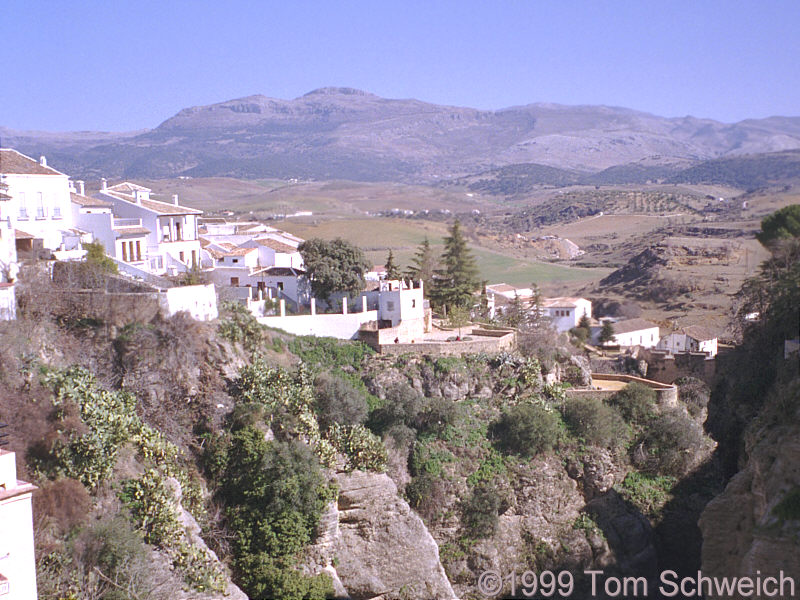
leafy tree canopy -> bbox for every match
[299,237,370,302]
[756,204,800,247]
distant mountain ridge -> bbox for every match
[3,87,800,184]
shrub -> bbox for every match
[562,397,629,448]
[637,409,708,476]
[288,336,374,370]
[406,472,450,523]
[327,423,387,472]
[607,382,657,427]
[462,484,502,539]
[314,373,368,430]
[218,301,265,352]
[367,383,426,434]
[618,472,676,517]
[491,403,562,458]
[674,376,710,417]
[217,428,336,599]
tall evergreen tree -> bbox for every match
[384,249,401,280]
[406,237,436,290]
[432,220,480,310]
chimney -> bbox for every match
[134,190,143,205]
[101,178,107,191]
[39,155,47,167]
[77,180,85,196]
[172,194,180,206]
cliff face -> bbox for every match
[306,470,456,600]
[699,378,800,598]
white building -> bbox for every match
[95,182,202,274]
[657,326,718,357]
[484,283,535,320]
[0,180,19,320]
[0,449,38,598]
[594,318,660,348]
[540,297,592,333]
[0,149,74,251]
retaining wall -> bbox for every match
[258,310,379,340]
[567,373,678,406]
[376,332,516,356]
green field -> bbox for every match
[281,217,609,286]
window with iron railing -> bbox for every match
[18,207,28,219]
[52,206,62,218]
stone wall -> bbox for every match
[567,373,678,406]
[641,348,717,385]
[377,332,516,356]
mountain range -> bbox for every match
[3,87,800,186]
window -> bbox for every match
[52,205,62,218]
[18,205,28,219]
[230,277,239,286]
[277,282,284,291]
[36,192,46,218]
[121,242,128,262]
[175,221,183,241]
[135,241,142,261]
[232,258,239,264]
[191,250,197,268]
[179,251,185,262]
[162,224,171,242]
[412,299,416,308]
[387,301,395,311]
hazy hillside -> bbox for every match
[3,88,800,183]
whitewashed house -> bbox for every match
[240,237,303,269]
[657,326,718,357]
[484,283,535,319]
[594,318,660,348]
[540,297,592,332]
[0,179,18,320]
[255,266,310,306]
[0,149,74,251]
[95,182,202,274]
[0,449,38,598]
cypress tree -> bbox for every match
[433,220,480,310]
[406,237,436,289]
[384,250,401,280]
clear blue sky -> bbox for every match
[1,0,798,131]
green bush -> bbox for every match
[406,472,449,522]
[562,397,629,448]
[618,472,676,517]
[218,428,336,599]
[638,409,707,476]
[314,372,368,430]
[607,382,657,427]
[491,403,562,458]
[327,423,387,472]
[288,335,374,370]
[218,301,265,352]
[462,484,502,539]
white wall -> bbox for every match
[0,285,15,320]
[614,327,660,348]
[0,451,37,599]
[258,310,378,340]
[3,172,74,249]
[159,284,218,321]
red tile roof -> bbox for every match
[71,192,112,208]
[254,238,297,253]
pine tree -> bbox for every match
[599,321,616,346]
[406,238,436,289]
[432,220,480,310]
[384,250,401,280]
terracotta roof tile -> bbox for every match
[0,149,65,176]
[254,238,297,253]
[608,318,660,335]
[71,192,112,208]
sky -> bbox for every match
[1,0,798,131]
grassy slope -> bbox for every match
[281,217,609,286]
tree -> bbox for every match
[82,241,117,274]
[491,403,562,458]
[406,237,437,290]
[578,313,591,330]
[446,304,470,338]
[756,204,800,247]
[598,320,616,346]
[432,220,480,310]
[384,249,401,280]
[298,238,370,303]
